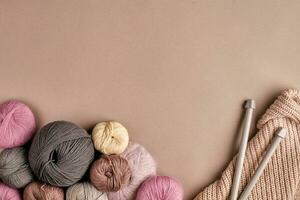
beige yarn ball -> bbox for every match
[66,182,108,200]
[92,121,129,155]
[23,182,64,200]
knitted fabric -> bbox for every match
[194,89,300,200]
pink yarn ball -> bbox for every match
[0,182,21,200]
[108,143,156,200]
[136,176,184,200]
[0,100,36,148]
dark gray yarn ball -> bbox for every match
[29,121,94,187]
[0,147,34,188]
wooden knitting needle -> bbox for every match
[238,127,287,200]
[230,99,255,200]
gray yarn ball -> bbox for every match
[66,182,108,200]
[0,147,34,188]
[29,121,95,187]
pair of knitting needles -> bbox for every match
[229,99,287,200]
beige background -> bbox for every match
[1,0,300,199]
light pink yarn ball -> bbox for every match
[136,176,184,200]
[0,100,36,148]
[108,143,156,200]
[0,182,21,200]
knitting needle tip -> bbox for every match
[244,99,255,109]
[276,127,287,138]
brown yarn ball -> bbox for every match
[23,182,64,200]
[90,155,131,192]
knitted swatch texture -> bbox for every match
[194,89,300,200]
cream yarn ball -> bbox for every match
[66,182,108,200]
[92,121,129,155]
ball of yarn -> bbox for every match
[29,121,95,187]
[92,121,129,155]
[0,100,36,148]
[0,182,21,200]
[90,155,131,192]
[23,181,64,200]
[0,147,34,188]
[66,182,108,200]
[136,176,184,200]
[108,143,156,200]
